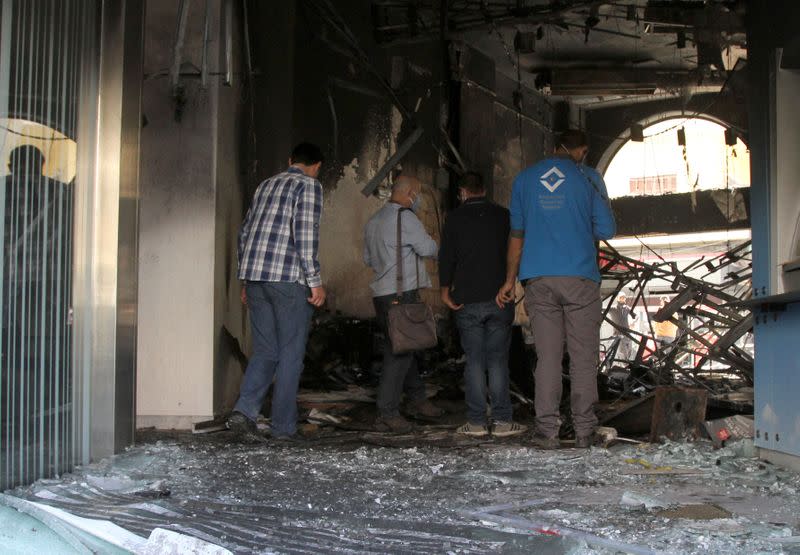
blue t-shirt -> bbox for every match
[510,156,616,283]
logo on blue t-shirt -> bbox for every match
[540,166,565,192]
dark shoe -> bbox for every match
[227,412,256,435]
[375,415,414,433]
[575,433,595,449]
[532,434,560,450]
[227,412,267,443]
[272,433,306,444]
[406,399,444,418]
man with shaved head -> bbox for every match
[364,176,443,432]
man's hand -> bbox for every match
[240,285,247,306]
[307,286,326,307]
[441,288,463,311]
[496,280,515,308]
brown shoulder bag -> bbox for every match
[386,209,437,354]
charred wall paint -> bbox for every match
[243,3,556,322]
[492,99,552,208]
[243,0,446,318]
[611,187,751,237]
[452,45,554,208]
[245,1,296,195]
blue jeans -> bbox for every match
[455,301,514,425]
[234,281,314,437]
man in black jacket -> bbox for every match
[439,172,526,437]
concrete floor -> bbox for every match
[6,425,800,554]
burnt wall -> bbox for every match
[452,44,555,208]
[612,187,751,237]
[247,0,446,317]
[244,3,555,318]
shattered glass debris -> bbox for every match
[6,430,800,554]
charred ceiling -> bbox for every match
[370,1,747,104]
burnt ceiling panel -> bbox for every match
[371,1,747,106]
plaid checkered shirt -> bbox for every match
[238,166,323,288]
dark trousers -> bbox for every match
[455,301,514,425]
[372,290,427,418]
[524,277,601,438]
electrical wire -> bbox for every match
[0,124,73,141]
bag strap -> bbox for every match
[395,208,421,301]
[395,209,403,300]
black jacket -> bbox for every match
[439,197,509,305]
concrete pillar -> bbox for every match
[137,0,247,429]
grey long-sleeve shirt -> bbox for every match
[363,202,438,297]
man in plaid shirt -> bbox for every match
[228,143,326,441]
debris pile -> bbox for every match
[597,240,753,398]
[590,239,754,442]
[214,240,756,445]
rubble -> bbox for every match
[703,414,755,448]
[210,239,757,445]
[588,240,756,442]
[602,387,708,442]
[597,240,754,398]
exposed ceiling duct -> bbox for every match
[545,68,728,96]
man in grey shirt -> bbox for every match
[364,176,443,432]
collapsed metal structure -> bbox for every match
[597,240,753,400]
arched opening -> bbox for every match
[604,117,749,200]
[598,117,753,374]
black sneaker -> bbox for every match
[227,412,257,435]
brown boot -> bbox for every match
[406,399,444,418]
[374,415,413,433]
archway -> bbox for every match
[598,116,753,369]
[602,117,749,200]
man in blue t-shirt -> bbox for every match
[496,129,616,449]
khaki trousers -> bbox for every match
[524,277,601,438]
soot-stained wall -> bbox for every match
[244,3,555,319]
[247,1,447,318]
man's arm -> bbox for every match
[403,211,438,258]
[237,184,263,306]
[293,179,326,306]
[237,185,261,271]
[496,178,524,307]
[438,218,455,289]
[496,235,523,308]
[589,170,616,240]
[438,218,462,310]
[363,226,372,268]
